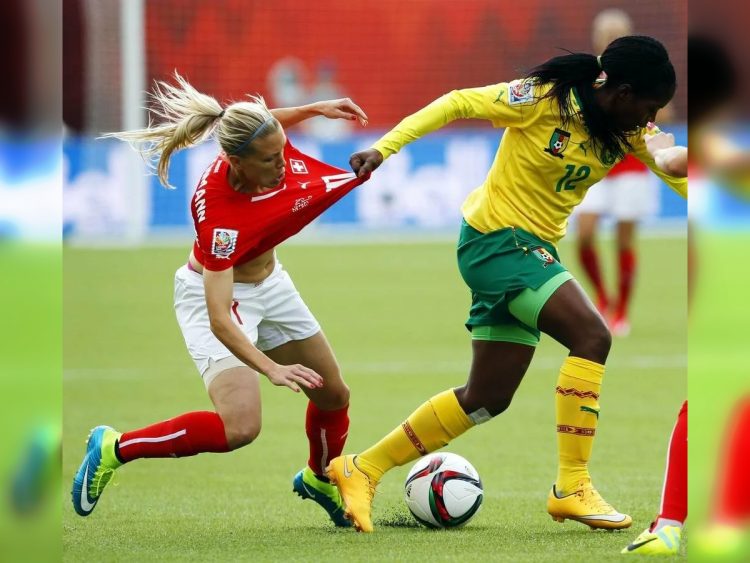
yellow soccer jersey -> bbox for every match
[372,80,687,245]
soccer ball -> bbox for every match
[404,452,483,528]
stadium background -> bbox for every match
[62,0,687,241]
[58,1,694,561]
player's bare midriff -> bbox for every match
[188,247,276,284]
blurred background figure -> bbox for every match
[687,30,750,560]
[305,62,354,140]
[267,57,308,109]
[9,423,61,515]
[0,0,61,560]
[575,8,673,337]
[699,396,750,556]
[62,0,686,243]
[266,58,354,141]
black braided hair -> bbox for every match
[525,35,676,162]
[688,35,737,126]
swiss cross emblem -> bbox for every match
[290,159,308,174]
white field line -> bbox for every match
[68,222,687,249]
[64,354,686,381]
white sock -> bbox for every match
[652,518,683,532]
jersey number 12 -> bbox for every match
[555,165,591,192]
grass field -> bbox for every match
[1,245,61,561]
[689,231,750,549]
[63,235,687,561]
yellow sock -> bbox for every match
[555,356,605,495]
[356,389,474,481]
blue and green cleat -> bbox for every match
[71,425,122,516]
[293,466,351,527]
[10,423,61,514]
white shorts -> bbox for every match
[576,171,660,221]
[174,261,321,388]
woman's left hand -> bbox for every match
[318,98,368,126]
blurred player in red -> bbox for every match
[625,35,750,555]
[576,9,672,336]
[689,35,750,558]
[712,396,750,522]
[612,125,687,555]
[71,73,370,527]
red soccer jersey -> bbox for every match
[191,141,368,270]
[608,153,648,177]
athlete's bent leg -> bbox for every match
[536,278,630,529]
[71,361,255,517]
[265,331,352,527]
[207,365,262,450]
[266,331,350,475]
[116,363,257,459]
[538,278,611,363]
[327,335,534,532]
[455,340,535,417]
[622,400,686,555]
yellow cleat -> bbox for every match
[325,455,378,533]
[547,481,632,530]
[621,526,681,555]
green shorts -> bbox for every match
[457,220,573,346]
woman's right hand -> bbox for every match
[265,363,323,393]
[644,130,676,158]
[350,148,383,178]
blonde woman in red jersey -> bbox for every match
[71,73,369,527]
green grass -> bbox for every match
[63,236,686,561]
[689,232,750,537]
[0,244,62,561]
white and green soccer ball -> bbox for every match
[404,452,483,528]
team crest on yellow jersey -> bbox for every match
[532,247,556,267]
[599,147,618,166]
[544,128,571,159]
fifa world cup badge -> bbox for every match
[211,228,239,259]
[508,79,534,104]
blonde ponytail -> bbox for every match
[104,72,279,189]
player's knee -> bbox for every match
[484,394,513,417]
[455,386,512,420]
[225,419,261,450]
[572,319,611,363]
[592,321,612,358]
[314,381,350,410]
[330,382,350,408]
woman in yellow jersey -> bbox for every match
[326,35,687,533]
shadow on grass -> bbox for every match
[375,508,492,531]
